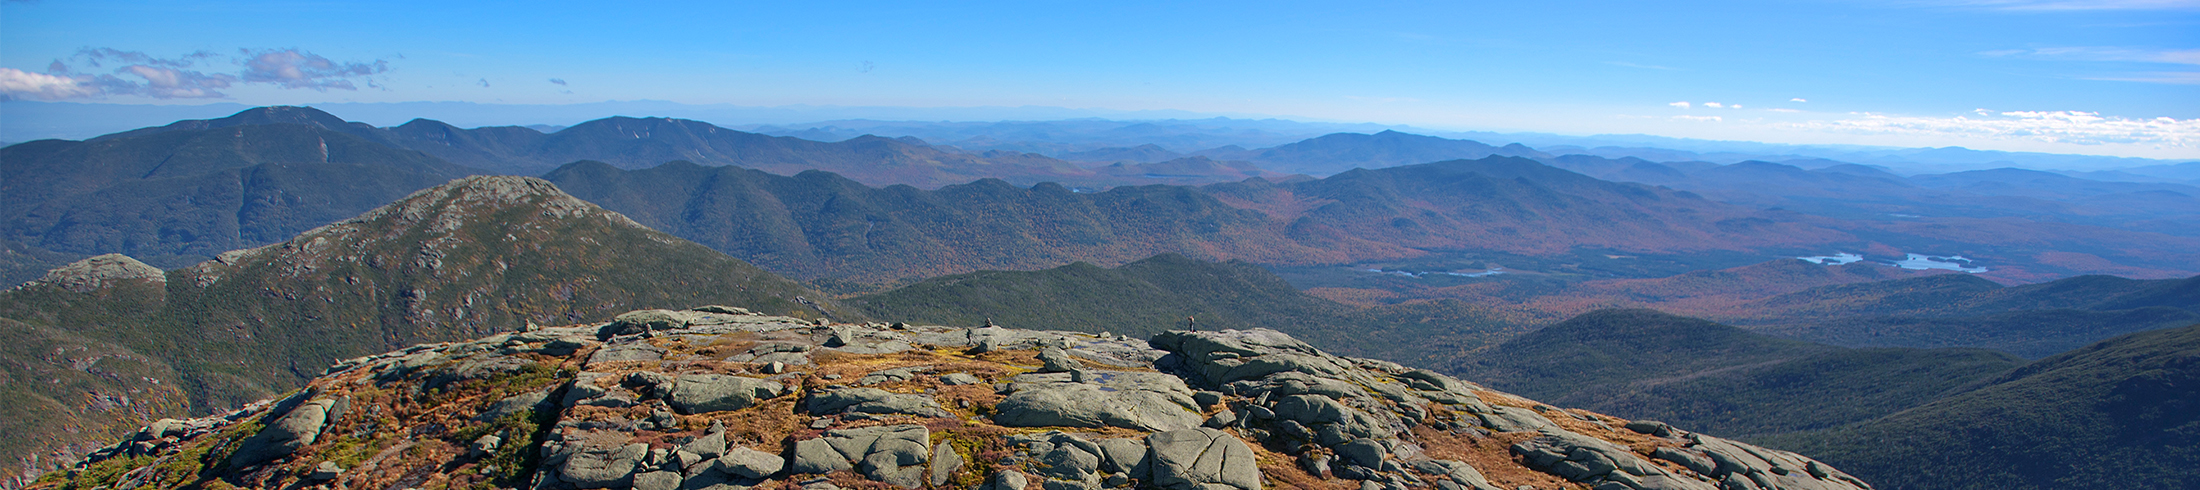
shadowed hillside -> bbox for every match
[1444,309,2023,439]
[1761,323,2200,490]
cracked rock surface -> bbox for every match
[35,307,1873,490]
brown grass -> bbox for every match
[1410,425,1578,490]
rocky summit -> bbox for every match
[33,307,1872,490]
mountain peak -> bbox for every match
[210,175,644,278]
[219,105,349,126]
[349,175,620,231]
[22,253,164,293]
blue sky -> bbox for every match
[2,0,2195,157]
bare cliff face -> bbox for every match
[32,307,1871,490]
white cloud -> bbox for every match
[1669,101,1691,108]
[1674,115,1724,122]
[1782,110,2200,148]
[1790,98,1808,103]
[28,47,389,99]
[0,68,99,100]
[1731,104,1743,109]
[121,65,233,98]
[1769,108,1802,113]
[240,49,387,90]
[1704,102,1725,108]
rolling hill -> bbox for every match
[1732,274,2200,357]
[549,156,1859,283]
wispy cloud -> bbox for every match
[548,78,567,86]
[1673,115,1724,122]
[1790,98,1808,102]
[1784,110,2199,147]
[2,48,390,100]
[1606,61,1678,70]
[1981,46,2200,85]
[1769,108,1803,113]
[2085,72,2200,84]
[1984,46,2200,65]
[1936,0,2200,10]
[1345,95,1424,103]
[1669,101,1691,108]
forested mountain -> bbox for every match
[0,176,851,481]
[1,118,477,278]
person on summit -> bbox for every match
[1186,315,1197,332]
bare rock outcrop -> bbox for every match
[30,308,1873,490]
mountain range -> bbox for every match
[4,105,2197,489]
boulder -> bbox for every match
[789,424,931,488]
[1626,420,1677,438]
[560,442,649,488]
[666,374,786,414]
[930,441,964,487]
[599,309,700,338]
[631,470,681,490]
[227,397,338,467]
[1145,428,1261,490]
[989,469,1031,490]
[791,439,853,474]
[806,387,956,418]
[1337,438,1388,469]
[1038,348,1086,373]
[1270,394,1396,441]
[939,372,983,385]
[1096,438,1151,478]
[715,447,785,479]
[1477,406,1559,433]
[1039,440,1102,481]
[995,372,1202,431]
[684,429,728,459]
